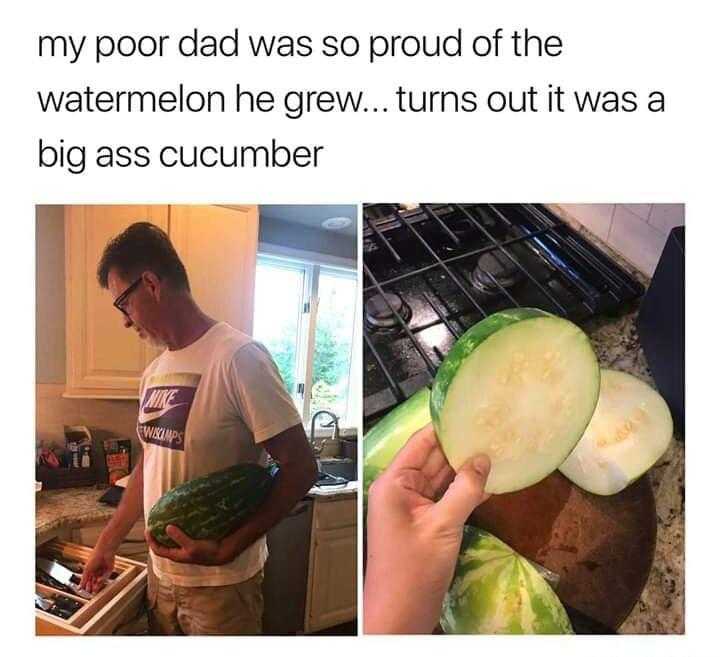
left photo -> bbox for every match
[35,204,359,635]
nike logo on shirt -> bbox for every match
[138,401,189,424]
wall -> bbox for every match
[259,215,356,261]
[37,384,140,452]
[36,205,66,383]
[35,206,140,452]
[551,204,684,277]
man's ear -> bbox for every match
[142,271,163,300]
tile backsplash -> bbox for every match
[551,204,684,277]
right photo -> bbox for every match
[362,203,684,635]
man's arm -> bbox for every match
[225,423,318,552]
[80,457,144,592]
[97,456,145,549]
[147,423,317,565]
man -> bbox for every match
[79,222,318,635]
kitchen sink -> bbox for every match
[319,458,357,482]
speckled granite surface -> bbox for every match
[556,210,685,634]
[35,486,114,542]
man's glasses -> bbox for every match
[113,277,143,317]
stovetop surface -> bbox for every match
[363,203,645,421]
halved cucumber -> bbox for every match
[363,387,431,503]
[431,308,600,494]
[559,369,673,495]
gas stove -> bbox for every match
[363,203,645,422]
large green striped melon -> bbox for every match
[147,463,276,547]
[441,527,573,634]
[431,308,600,494]
[363,387,432,504]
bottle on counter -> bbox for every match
[70,442,80,469]
[81,446,91,468]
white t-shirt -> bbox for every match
[137,322,302,587]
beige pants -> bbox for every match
[147,566,264,635]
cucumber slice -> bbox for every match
[363,387,431,503]
[431,308,600,494]
[559,369,673,495]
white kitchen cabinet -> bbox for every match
[304,497,357,632]
[65,205,168,398]
[169,205,258,335]
[64,204,259,398]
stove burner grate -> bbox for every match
[363,203,646,422]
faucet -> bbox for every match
[310,410,340,462]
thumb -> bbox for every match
[432,454,491,528]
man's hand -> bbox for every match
[145,423,316,569]
[79,544,116,594]
[145,525,239,566]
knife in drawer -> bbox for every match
[35,593,83,620]
[37,558,93,599]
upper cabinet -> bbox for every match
[169,205,258,335]
[64,205,259,398]
[65,205,168,398]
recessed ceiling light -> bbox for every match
[322,216,352,230]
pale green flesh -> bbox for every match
[441,527,573,634]
[363,387,431,502]
[438,316,599,494]
[559,369,673,495]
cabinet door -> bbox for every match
[305,525,357,632]
[65,205,168,398]
[169,205,259,335]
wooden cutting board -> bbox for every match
[468,471,656,630]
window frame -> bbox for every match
[255,252,359,434]
[255,254,312,409]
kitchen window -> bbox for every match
[254,254,359,432]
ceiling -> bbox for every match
[258,205,357,238]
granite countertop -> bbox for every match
[556,211,684,634]
[36,486,115,542]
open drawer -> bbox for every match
[36,539,147,635]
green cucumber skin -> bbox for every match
[441,526,573,634]
[430,308,553,437]
[363,387,432,503]
[147,463,275,547]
